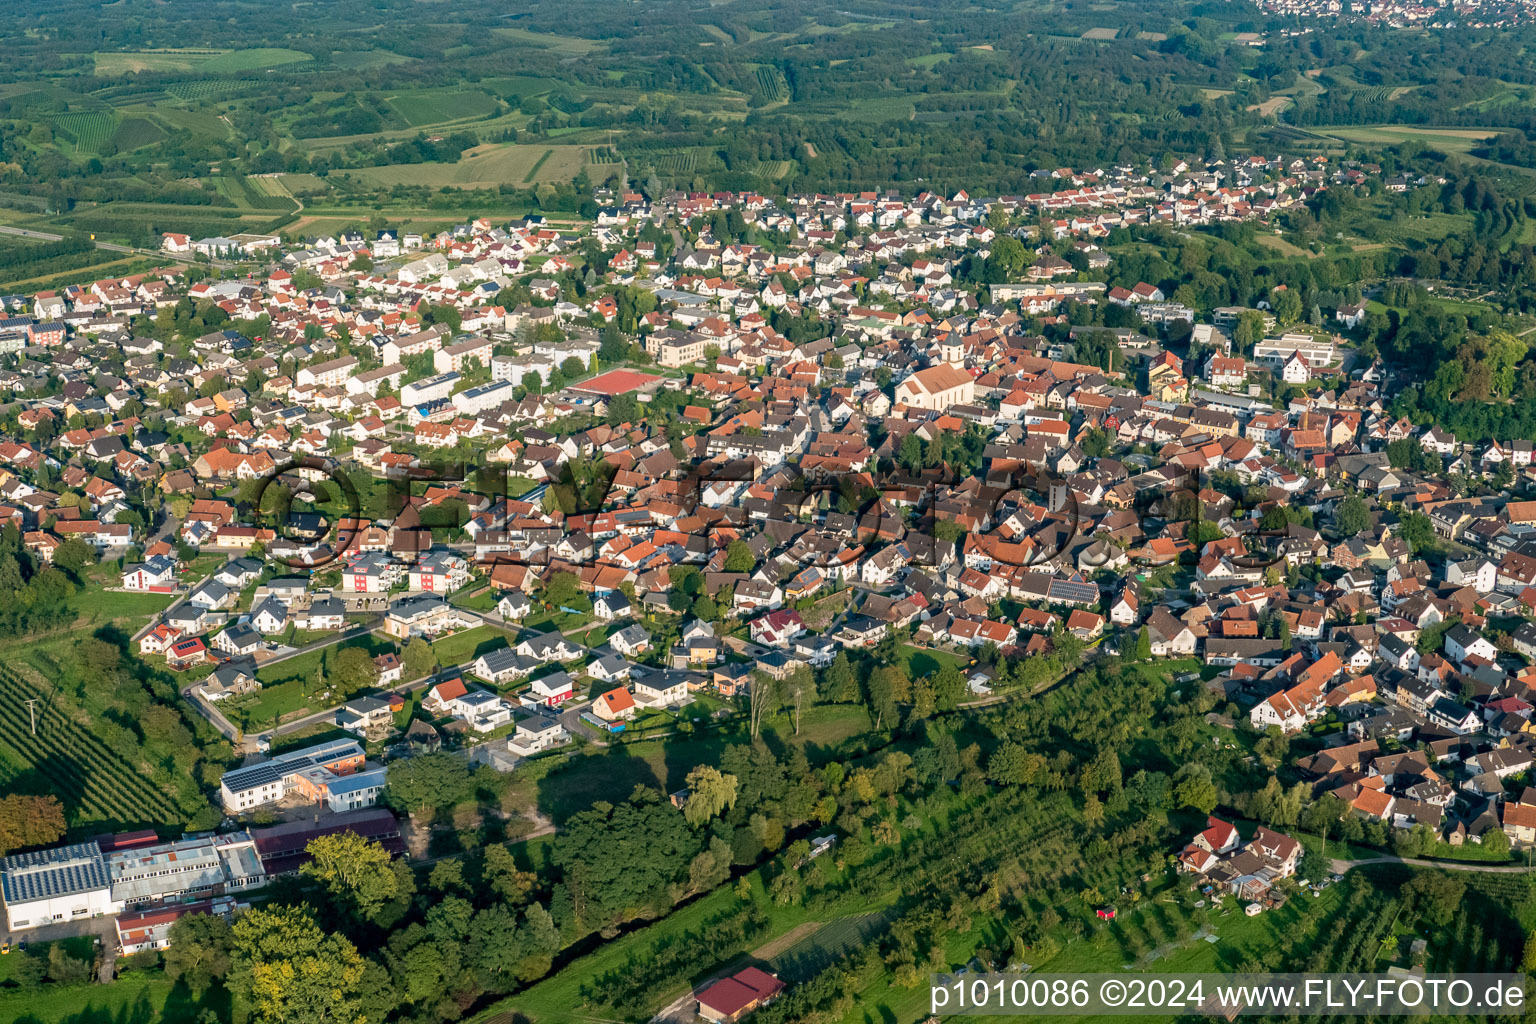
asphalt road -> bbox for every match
[1331,854,1536,874]
[231,603,606,746]
[0,226,64,242]
[0,223,235,269]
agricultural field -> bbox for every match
[110,116,168,151]
[754,65,789,103]
[386,89,503,128]
[327,49,415,70]
[750,159,794,180]
[490,27,607,53]
[346,143,592,188]
[215,174,300,212]
[653,149,705,175]
[0,664,182,830]
[831,95,916,122]
[766,912,893,982]
[1310,124,1501,154]
[479,75,563,99]
[198,48,314,73]
[165,79,252,102]
[92,48,226,75]
[93,47,312,76]
[149,106,233,140]
[50,111,117,154]
[272,172,333,195]
[0,236,143,292]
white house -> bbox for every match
[516,633,582,662]
[1445,557,1497,594]
[1444,624,1497,665]
[497,592,532,621]
[507,715,570,755]
[449,690,514,732]
[471,646,535,684]
[527,671,575,706]
[634,673,688,708]
[587,654,632,684]
[122,554,177,592]
[1335,301,1366,329]
[250,596,288,635]
[608,624,651,657]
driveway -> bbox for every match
[724,635,772,659]
[0,912,116,955]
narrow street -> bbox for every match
[1331,853,1536,875]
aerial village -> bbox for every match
[1,151,1536,998]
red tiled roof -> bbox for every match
[431,678,468,702]
[697,968,785,1017]
[600,687,635,714]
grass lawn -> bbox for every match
[505,831,560,875]
[562,621,613,647]
[0,936,94,984]
[255,633,391,687]
[522,607,594,634]
[431,623,515,666]
[277,626,342,648]
[679,692,734,718]
[1039,885,1343,975]
[776,702,872,748]
[451,587,500,613]
[66,585,179,628]
[0,971,230,1024]
[1254,232,1315,258]
[229,678,313,729]
[1121,656,1202,686]
[896,643,971,677]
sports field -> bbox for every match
[571,369,663,396]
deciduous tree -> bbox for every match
[0,794,65,855]
[684,765,739,826]
[164,911,233,993]
[229,904,369,1024]
[301,832,401,922]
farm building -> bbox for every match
[696,967,786,1023]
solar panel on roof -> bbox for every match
[221,739,362,792]
[0,843,111,904]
